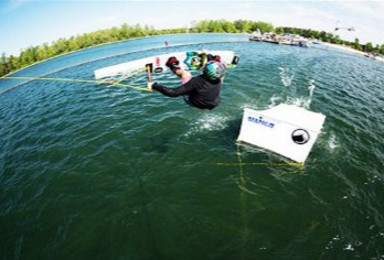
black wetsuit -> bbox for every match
[152,75,221,110]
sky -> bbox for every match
[1,0,384,56]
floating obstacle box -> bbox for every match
[237,104,326,163]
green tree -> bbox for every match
[275,27,285,34]
[195,20,208,32]
[250,21,274,33]
[209,20,224,32]
[380,44,384,55]
[365,42,373,52]
[0,53,8,75]
[352,38,360,50]
[331,35,342,45]
[234,20,250,32]
[222,20,237,33]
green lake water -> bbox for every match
[1,34,384,259]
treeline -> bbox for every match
[0,24,186,77]
[1,20,383,77]
[191,20,384,54]
[191,20,274,34]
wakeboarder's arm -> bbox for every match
[152,79,196,97]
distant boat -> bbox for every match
[249,31,309,46]
[249,30,279,43]
[249,35,262,41]
[261,32,280,44]
[365,52,384,62]
[279,33,309,47]
[249,29,262,41]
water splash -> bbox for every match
[327,132,340,151]
[268,95,283,108]
[279,66,295,87]
[184,114,230,137]
[286,96,311,108]
[308,79,316,99]
[344,244,355,251]
[286,79,316,109]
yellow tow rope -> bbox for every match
[212,162,304,167]
[211,143,304,168]
[0,68,151,95]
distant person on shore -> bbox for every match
[148,54,226,110]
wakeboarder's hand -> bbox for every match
[147,82,154,91]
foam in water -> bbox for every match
[308,79,316,100]
[344,244,355,251]
[268,95,283,108]
[286,96,310,109]
[327,132,340,151]
[285,79,316,109]
[279,66,295,87]
[184,114,229,137]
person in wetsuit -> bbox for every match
[149,55,227,110]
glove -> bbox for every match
[150,82,161,91]
[166,56,179,66]
[166,57,180,73]
[147,82,153,91]
[207,54,221,62]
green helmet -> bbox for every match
[203,61,226,80]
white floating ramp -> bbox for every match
[94,51,239,79]
[237,104,326,163]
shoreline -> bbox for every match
[321,42,384,63]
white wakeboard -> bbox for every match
[237,104,326,163]
[94,51,239,79]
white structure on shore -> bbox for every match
[249,31,310,47]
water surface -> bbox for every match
[1,33,384,259]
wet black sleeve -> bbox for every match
[152,80,196,97]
